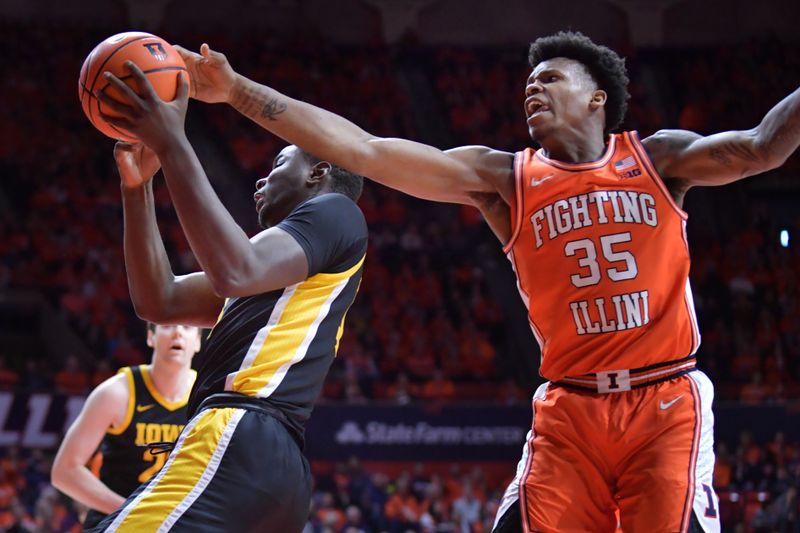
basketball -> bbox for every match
[78,32,190,142]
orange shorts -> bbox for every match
[495,370,720,533]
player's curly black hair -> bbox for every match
[528,31,630,134]
[301,150,364,202]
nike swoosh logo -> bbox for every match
[136,404,155,413]
[659,396,683,410]
[531,174,555,187]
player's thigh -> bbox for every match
[89,408,311,533]
[167,410,311,533]
[616,372,720,533]
[520,388,617,533]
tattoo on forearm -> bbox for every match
[709,142,761,167]
[231,84,286,122]
[259,98,287,121]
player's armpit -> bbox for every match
[642,128,776,187]
[444,146,516,203]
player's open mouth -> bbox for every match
[525,99,549,117]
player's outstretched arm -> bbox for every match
[51,374,129,514]
[115,143,223,326]
[643,85,800,187]
[174,44,511,205]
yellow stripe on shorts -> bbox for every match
[106,407,245,532]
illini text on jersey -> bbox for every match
[531,189,658,336]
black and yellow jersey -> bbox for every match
[99,364,195,497]
[187,193,367,439]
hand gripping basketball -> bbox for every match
[173,43,238,104]
[96,62,190,154]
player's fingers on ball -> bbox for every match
[100,74,142,109]
[124,61,158,99]
[95,87,137,116]
[176,72,190,101]
[99,110,133,131]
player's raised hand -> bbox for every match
[97,62,190,154]
[173,43,237,104]
[114,142,161,189]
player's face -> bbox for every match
[148,325,201,365]
[524,57,600,142]
[254,145,311,229]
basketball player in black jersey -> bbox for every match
[51,323,200,529]
[90,64,366,532]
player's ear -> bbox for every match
[146,328,155,348]
[308,161,331,187]
[590,89,607,110]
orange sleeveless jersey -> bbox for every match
[504,132,700,381]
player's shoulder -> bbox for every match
[640,129,703,155]
[89,369,131,406]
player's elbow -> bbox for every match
[50,461,70,492]
[131,292,189,324]
[354,136,387,175]
[753,128,789,172]
[130,297,170,324]
[204,270,253,298]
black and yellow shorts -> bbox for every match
[86,396,311,533]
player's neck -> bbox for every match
[539,128,607,163]
[148,361,192,403]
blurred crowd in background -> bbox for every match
[0,429,797,532]
[0,21,799,533]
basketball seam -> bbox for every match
[85,35,152,125]
[95,66,188,90]
[82,89,135,141]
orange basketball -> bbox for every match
[78,32,190,143]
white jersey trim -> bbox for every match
[257,275,350,398]
[224,284,299,391]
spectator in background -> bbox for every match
[452,479,482,533]
[0,356,20,390]
[384,473,421,532]
[421,369,456,403]
[340,505,369,533]
[53,355,89,396]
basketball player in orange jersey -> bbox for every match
[175,31,800,532]
[51,323,200,529]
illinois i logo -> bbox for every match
[143,42,167,61]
